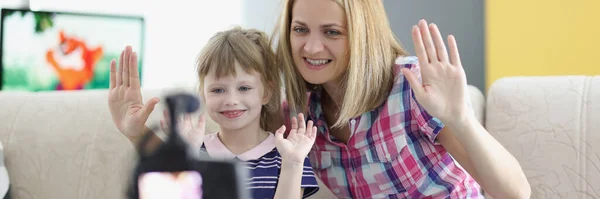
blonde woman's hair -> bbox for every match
[197,26,282,132]
[271,0,408,128]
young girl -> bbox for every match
[108,26,320,199]
[270,0,531,198]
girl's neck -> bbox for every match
[217,120,269,155]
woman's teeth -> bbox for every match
[306,58,330,65]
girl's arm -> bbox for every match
[273,113,319,199]
[273,161,305,199]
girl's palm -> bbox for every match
[275,113,317,164]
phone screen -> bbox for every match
[138,171,203,199]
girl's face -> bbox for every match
[202,62,269,132]
[289,0,349,85]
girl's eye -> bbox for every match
[239,86,251,91]
[211,88,224,93]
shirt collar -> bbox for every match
[203,132,275,161]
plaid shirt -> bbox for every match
[290,56,483,198]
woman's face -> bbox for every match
[289,0,349,85]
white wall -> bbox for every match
[241,0,281,36]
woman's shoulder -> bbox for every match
[392,55,420,76]
[394,55,419,66]
[391,55,422,85]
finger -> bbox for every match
[402,68,425,96]
[109,59,117,89]
[291,116,298,131]
[197,113,206,126]
[129,51,141,89]
[429,23,448,62]
[190,113,206,135]
[178,115,184,124]
[311,126,317,139]
[412,25,429,67]
[305,120,313,136]
[298,113,306,130]
[163,109,170,125]
[160,119,168,134]
[116,49,124,86]
[275,125,286,140]
[289,117,298,136]
[122,46,131,87]
[448,35,462,67]
[183,114,192,127]
[197,113,207,135]
[140,97,160,121]
[418,20,437,62]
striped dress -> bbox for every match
[202,133,320,199]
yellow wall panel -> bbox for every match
[486,0,600,89]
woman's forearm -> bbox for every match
[446,115,531,199]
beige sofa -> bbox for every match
[0,75,598,199]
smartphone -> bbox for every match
[138,171,203,199]
[134,159,250,199]
[129,125,250,199]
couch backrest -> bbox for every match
[0,87,218,199]
[0,85,485,199]
[485,76,600,198]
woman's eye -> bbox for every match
[325,30,341,36]
[294,27,308,33]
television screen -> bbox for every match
[0,8,144,91]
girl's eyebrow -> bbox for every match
[236,80,253,85]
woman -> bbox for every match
[271,0,531,198]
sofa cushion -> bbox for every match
[485,76,600,198]
[0,88,212,199]
[468,85,485,124]
[0,84,485,199]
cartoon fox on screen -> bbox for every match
[46,30,103,90]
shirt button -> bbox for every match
[350,119,356,125]
[386,154,391,159]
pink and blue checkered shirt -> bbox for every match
[289,56,483,198]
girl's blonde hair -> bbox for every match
[197,26,282,132]
[271,0,408,128]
